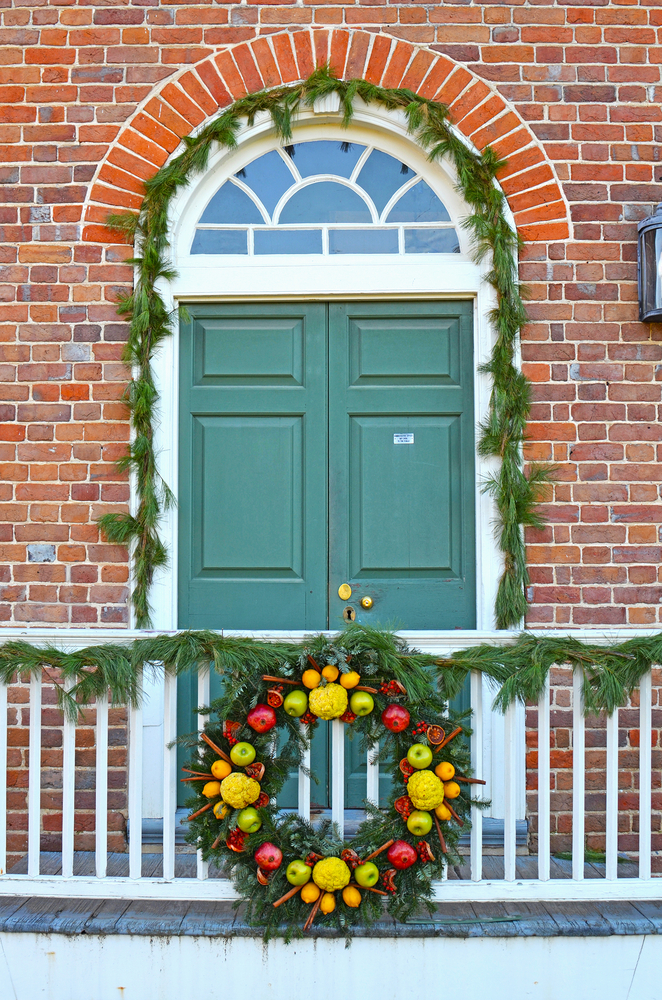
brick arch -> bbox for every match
[82,29,569,245]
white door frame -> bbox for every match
[141,100,525,822]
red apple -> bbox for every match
[387,840,417,870]
[254,842,283,872]
[381,704,410,733]
[247,704,277,733]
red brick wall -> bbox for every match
[0,8,661,630]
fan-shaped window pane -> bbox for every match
[254,230,323,254]
[199,182,264,225]
[279,182,371,224]
[404,228,460,254]
[285,140,365,178]
[329,229,398,254]
[234,150,293,217]
[191,229,248,254]
[357,149,412,215]
[387,180,451,223]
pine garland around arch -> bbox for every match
[97,65,553,630]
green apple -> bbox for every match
[230,741,256,766]
[286,859,312,886]
[354,861,379,887]
[407,743,433,770]
[350,691,374,717]
[283,690,308,718]
[236,807,262,834]
[407,810,433,836]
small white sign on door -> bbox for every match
[393,433,414,444]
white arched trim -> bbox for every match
[149,100,507,635]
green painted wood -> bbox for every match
[328,300,476,632]
[178,303,328,630]
[179,300,475,810]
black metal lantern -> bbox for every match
[638,203,662,321]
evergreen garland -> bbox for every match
[99,65,551,629]
[0,623,657,719]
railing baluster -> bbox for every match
[366,743,379,807]
[298,729,311,822]
[639,670,652,880]
[0,680,6,877]
[28,671,42,878]
[128,669,143,880]
[605,707,619,881]
[61,680,76,879]
[503,700,517,881]
[95,692,109,879]
[331,719,344,836]
[537,675,551,882]
[197,664,210,881]
[470,670,483,882]
[572,667,585,881]
[162,670,177,882]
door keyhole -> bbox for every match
[343,606,356,622]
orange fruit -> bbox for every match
[435,761,455,782]
[302,668,321,689]
[211,759,232,780]
[435,803,451,822]
[322,665,339,682]
[444,780,461,800]
[339,671,360,689]
[213,801,230,819]
[202,780,221,799]
[342,886,361,908]
[320,892,336,915]
[301,882,321,904]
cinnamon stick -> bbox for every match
[273,884,303,909]
[182,768,215,777]
[201,731,232,763]
[303,891,323,932]
[211,833,224,850]
[437,726,463,749]
[434,814,447,854]
[181,775,213,782]
[363,886,388,896]
[444,801,464,826]
[362,839,394,863]
[307,655,320,671]
[455,776,487,785]
[186,801,214,821]
[356,685,378,694]
[262,675,299,686]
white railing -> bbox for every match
[0,628,659,902]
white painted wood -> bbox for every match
[605,707,618,881]
[61,680,76,880]
[2,925,662,1000]
[503,700,517,881]
[298,725,311,822]
[470,670,483,882]
[639,670,652,880]
[27,671,42,878]
[95,693,109,879]
[196,664,210,881]
[366,742,379,807]
[572,668,585,882]
[537,676,551,882]
[0,682,6,877]
[331,719,344,835]
[162,671,178,882]
[128,670,143,880]
[2,873,662,904]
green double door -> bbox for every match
[177,300,476,808]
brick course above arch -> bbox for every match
[82,28,570,245]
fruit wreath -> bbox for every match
[182,626,486,939]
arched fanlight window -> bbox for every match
[191,140,461,256]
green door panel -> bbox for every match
[178,303,328,630]
[328,301,476,632]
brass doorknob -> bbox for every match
[360,596,373,609]
[338,583,352,601]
